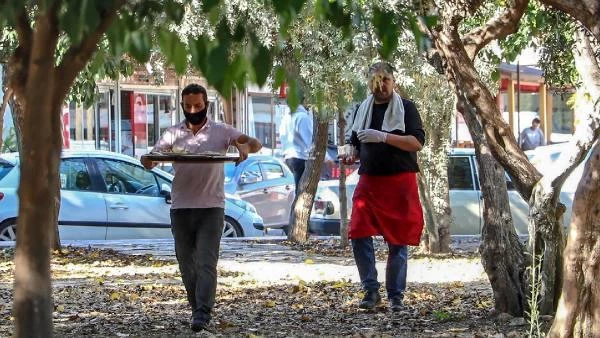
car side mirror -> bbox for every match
[239,175,259,185]
[160,190,172,204]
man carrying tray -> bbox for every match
[141,83,262,332]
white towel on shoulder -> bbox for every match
[351,91,405,133]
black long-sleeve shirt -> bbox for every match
[349,98,425,175]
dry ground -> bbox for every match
[0,240,550,337]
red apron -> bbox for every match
[349,172,424,246]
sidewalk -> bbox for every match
[1,236,486,285]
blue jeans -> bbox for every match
[352,237,408,299]
[285,158,306,194]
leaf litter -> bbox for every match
[0,245,536,337]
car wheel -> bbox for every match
[222,217,243,238]
[0,219,17,241]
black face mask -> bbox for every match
[183,108,207,126]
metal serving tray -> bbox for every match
[142,152,239,163]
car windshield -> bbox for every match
[0,159,15,182]
[224,163,236,183]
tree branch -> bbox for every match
[9,7,34,100]
[15,7,33,49]
[54,0,125,100]
[462,0,529,60]
[543,28,600,195]
[539,0,600,43]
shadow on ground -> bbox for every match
[0,244,537,337]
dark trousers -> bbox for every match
[352,237,408,299]
[170,208,224,323]
[285,157,306,193]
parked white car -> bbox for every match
[310,147,577,236]
[0,150,264,241]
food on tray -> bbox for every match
[149,150,224,156]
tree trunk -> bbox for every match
[458,95,527,316]
[13,12,62,336]
[419,136,451,253]
[9,95,23,154]
[0,66,10,152]
[548,142,600,338]
[526,187,565,315]
[0,88,10,152]
[337,110,349,248]
[288,117,328,243]
[433,31,566,315]
[409,71,453,254]
[417,173,440,253]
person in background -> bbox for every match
[520,117,546,151]
[280,94,313,193]
[142,84,261,332]
[339,61,425,312]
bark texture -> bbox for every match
[337,110,349,248]
[422,0,596,314]
[459,96,527,316]
[548,142,600,338]
[8,3,122,336]
[409,72,453,253]
[12,8,61,337]
[288,118,328,243]
[417,173,441,253]
[0,87,10,151]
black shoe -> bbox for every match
[191,318,208,332]
[359,290,382,309]
[389,296,404,312]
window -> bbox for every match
[448,156,474,190]
[241,163,263,183]
[60,158,93,191]
[156,175,172,194]
[262,163,285,180]
[96,159,159,196]
[224,163,236,183]
[0,159,14,181]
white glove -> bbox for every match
[357,129,387,143]
[337,144,357,158]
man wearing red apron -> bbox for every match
[340,61,425,312]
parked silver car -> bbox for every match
[158,155,296,233]
[224,155,295,232]
[310,148,576,236]
[0,150,264,241]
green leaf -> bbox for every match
[252,45,272,87]
[372,8,399,59]
[189,37,210,75]
[423,15,438,29]
[273,66,286,88]
[206,43,229,87]
[287,79,300,112]
[270,0,307,36]
[158,29,188,74]
[127,30,152,62]
[0,2,24,27]
[106,16,127,57]
[228,55,249,91]
[164,0,185,24]
[202,0,221,13]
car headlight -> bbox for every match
[228,197,257,214]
